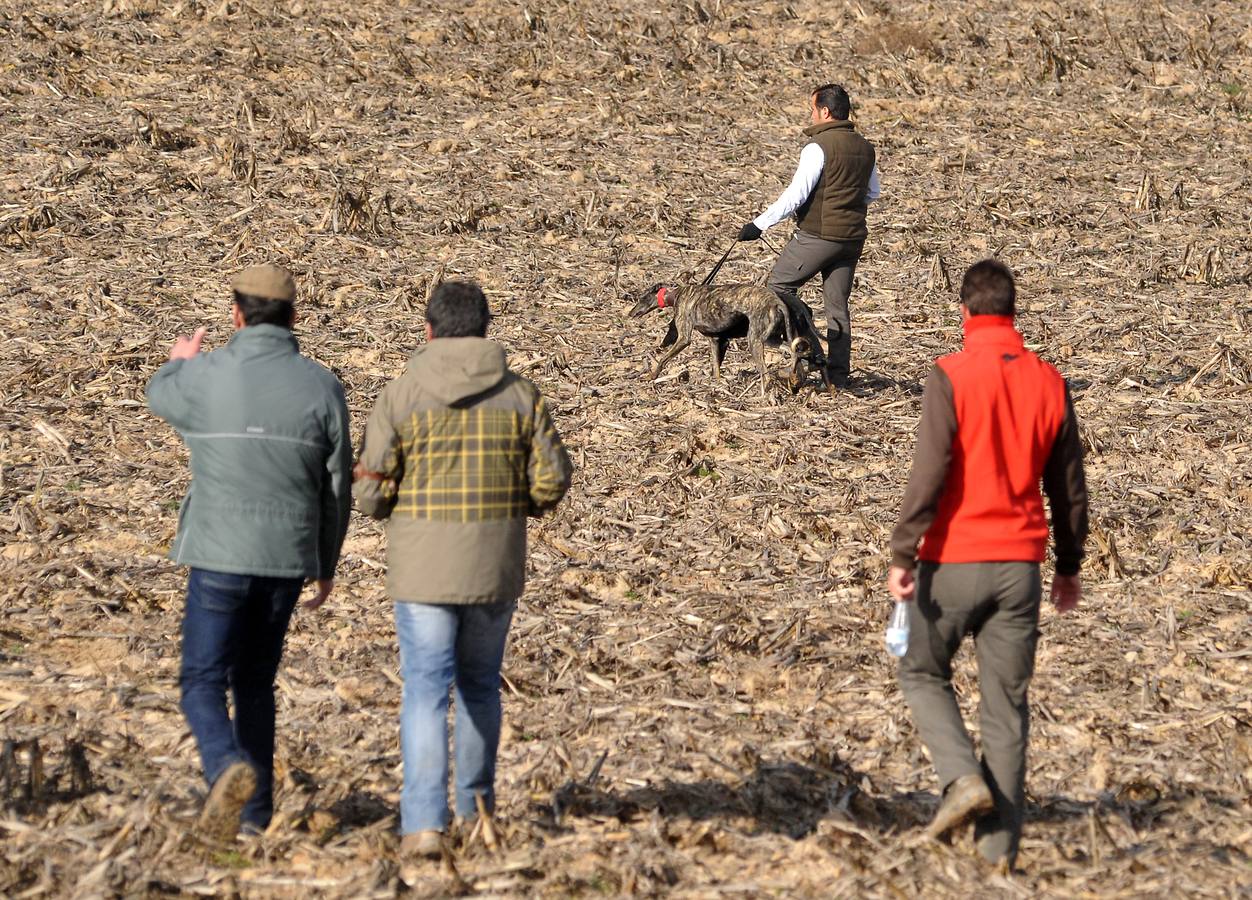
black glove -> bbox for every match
[737,222,762,242]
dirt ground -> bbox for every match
[1,0,1250,896]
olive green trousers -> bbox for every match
[898,561,1042,864]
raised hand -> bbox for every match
[169,326,208,361]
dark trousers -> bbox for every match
[180,567,302,830]
[767,230,864,383]
[898,561,1041,863]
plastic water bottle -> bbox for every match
[885,601,910,657]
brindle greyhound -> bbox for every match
[629,283,826,397]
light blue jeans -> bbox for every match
[393,600,515,834]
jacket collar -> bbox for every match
[803,119,855,138]
[227,323,300,353]
[963,315,1023,349]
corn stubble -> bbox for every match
[0,0,1249,896]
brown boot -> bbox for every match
[399,830,470,895]
[197,761,257,844]
[400,829,444,860]
[924,774,994,840]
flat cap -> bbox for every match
[231,264,296,302]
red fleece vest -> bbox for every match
[918,316,1068,565]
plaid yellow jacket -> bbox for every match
[354,338,572,604]
[377,402,567,521]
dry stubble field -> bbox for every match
[1,0,1250,896]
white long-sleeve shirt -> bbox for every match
[753,143,881,232]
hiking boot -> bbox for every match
[974,813,1016,870]
[399,830,469,894]
[825,327,850,389]
[197,761,257,843]
[823,365,849,391]
[924,774,994,840]
[401,829,444,860]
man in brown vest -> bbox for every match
[739,84,879,389]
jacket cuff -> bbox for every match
[1055,556,1082,577]
[353,480,393,520]
[890,550,916,570]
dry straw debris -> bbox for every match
[1,0,1250,896]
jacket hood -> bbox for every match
[407,337,508,405]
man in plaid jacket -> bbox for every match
[354,280,572,860]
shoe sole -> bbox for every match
[198,762,257,844]
[924,785,994,840]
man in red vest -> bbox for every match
[887,259,1088,868]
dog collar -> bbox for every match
[657,287,668,308]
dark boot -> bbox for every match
[825,327,850,389]
[974,812,1017,870]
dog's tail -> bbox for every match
[769,294,796,347]
[767,293,817,368]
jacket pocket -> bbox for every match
[190,569,251,614]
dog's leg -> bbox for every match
[717,336,731,379]
[659,319,678,350]
[707,335,722,382]
[773,301,807,393]
[652,339,689,380]
[652,314,693,381]
[748,320,770,400]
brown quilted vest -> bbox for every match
[795,120,876,242]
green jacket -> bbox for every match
[146,325,352,580]
[354,337,572,604]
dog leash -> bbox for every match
[700,239,738,286]
[700,234,783,287]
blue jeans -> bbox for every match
[180,568,302,830]
[394,600,515,834]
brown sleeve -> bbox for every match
[890,365,957,569]
[1042,384,1089,576]
[352,382,404,521]
[526,391,573,516]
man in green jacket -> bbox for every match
[147,264,352,842]
[354,280,572,860]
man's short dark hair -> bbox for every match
[233,291,295,327]
[427,280,490,338]
[959,259,1016,316]
[812,83,851,120]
